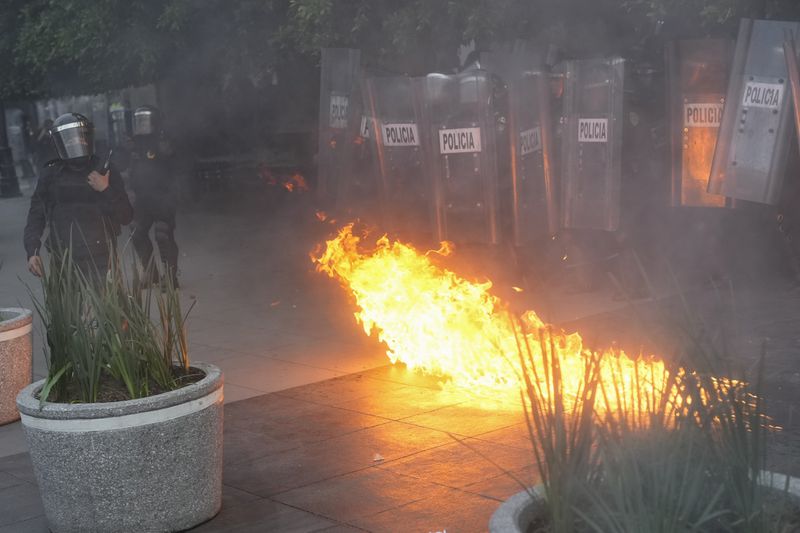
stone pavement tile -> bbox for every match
[376,439,536,490]
[221,484,262,508]
[461,465,540,502]
[273,467,440,523]
[267,340,388,375]
[400,400,524,437]
[304,421,453,468]
[0,482,44,527]
[471,422,536,451]
[188,322,272,352]
[188,342,242,366]
[190,497,335,532]
[223,442,369,497]
[223,383,268,404]
[225,394,386,445]
[313,525,369,532]
[216,354,343,393]
[360,364,447,390]
[333,384,466,421]
[0,422,29,459]
[225,427,303,466]
[0,515,48,533]
[349,485,501,533]
[0,453,37,484]
[0,471,23,490]
[276,372,400,405]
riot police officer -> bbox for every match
[24,113,133,277]
[129,105,180,287]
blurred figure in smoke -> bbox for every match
[129,105,180,287]
[24,113,133,277]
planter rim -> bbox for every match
[490,471,800,533]
[0,307,32,333]
[16,361,222,420]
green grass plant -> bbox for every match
[28,245,196,405]
[516,315,796,532]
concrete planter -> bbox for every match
[0,307,33,425]
[490,473,800,532]
[16,362,224,533]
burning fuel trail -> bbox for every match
[313,224,682,412]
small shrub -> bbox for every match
[29,246,195,404]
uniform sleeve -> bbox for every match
[100,165,134,226]
[23,173,50,259]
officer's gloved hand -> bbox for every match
[87,170,110,192]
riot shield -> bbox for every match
[109,102,131,148]
[666,40,733,208]
[709,19,800,205]
[784,36,800,157]
[4,108,26,166]
[560,57,624,231]
[508,70,559,246]
[420,71,500,244]
[317,48,362,205]
[363,75,428,236]
[91,94,111,155]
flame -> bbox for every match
[290,173,309,192]
[313,224,680,412]
[258,163,309,193]
[282,173,309,193]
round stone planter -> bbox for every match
[16,362,224,533]
[490,472,800,532]
[0,308,33,425]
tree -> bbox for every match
[3,0,800,100]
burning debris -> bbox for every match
[258,165,310,193]
[313,224,684,413]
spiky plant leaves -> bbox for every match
[27,237,194,404]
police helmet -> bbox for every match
[132,105,162,137]
[457,70,492,105]
[424,73,456,110]
[50,113,94,161]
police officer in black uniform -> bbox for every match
[24,113,133,278]
[129,105,180,287]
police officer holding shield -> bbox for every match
[129,106,180,287]
[24,113,133,277]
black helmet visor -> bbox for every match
[52,120,93,160]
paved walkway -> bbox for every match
[1,184,799,531]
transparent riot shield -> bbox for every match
[784,36,800,157]
[109,102,131,148]
[363,75,428,236]
[420,71,500,244]
[317,48,361,205]
[91,94,111,155]
[709,19,800,205]
[560,57,624,231]
[666,39,733,208]
[4,108,26,166]
[508,70,559,246]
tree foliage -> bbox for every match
[2,0,800,99]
